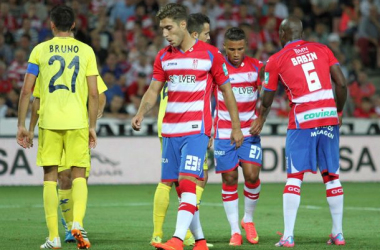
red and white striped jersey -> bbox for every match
[214,56,263,139]
[153,40,229,137]
[264,40,340,129]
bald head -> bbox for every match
[279,17,303,47]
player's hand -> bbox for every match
[207,137,213,149]
[230,128,244,149]
[250,117,265,135]
[131,114,144,131]
[16,126,30,149]
[89,128,97,149]
[27,131,34,148]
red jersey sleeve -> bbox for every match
[209,49,230,86]
[152,49,166,82]
[263,57,279,91]
[256,60,264,87]
[325,47,339,66]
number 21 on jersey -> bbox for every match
[48,55,80,93]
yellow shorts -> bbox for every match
[159,137,209,171]
[37,128,90,169]
[58,151,91,177]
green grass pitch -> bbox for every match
[0,183,379,250]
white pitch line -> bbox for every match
[301,205,380,212]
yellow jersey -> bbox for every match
[33,76,108,97]
[28,37,98,130]
[157,82,168,138]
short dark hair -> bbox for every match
[50,5,75,32]
[187,13,210,34]
[156,3,187,22]
[224,27,246,41]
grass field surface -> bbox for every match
[0,183,379,250]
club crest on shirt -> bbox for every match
[192,59,198,69]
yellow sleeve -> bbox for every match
[97,76,108,94]
[33,77,40,98]
[28,44,40,65]
[86,47,99,76]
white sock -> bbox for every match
[283,178,302,239]
[325,179,344,236]
[173,180,196,240]
[190,210,204,240]
[243,180,261,223]
[222,183,240,235]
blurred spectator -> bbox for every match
[356,5,380,68]
[125,53,152,86]
[255,42,277,62]
[22,3,43,31]
[0,2,18,32]
[38,18,53,43]
[19,34,32,58]
[138,0,160,17]
[103,95,129,119]
[0,34,13,64]
[205,0,224,30]
[260,2,283,31]
[102,53,123,80]
[126,4,154,33]
[265,0,289,19]
[9,0,24,19]
[327,33,343,55]
[0,93,7,118]
[8,49,27,89]
[311,23,329,45]
[259,17,280,47]
[15,18,39,45]
[338,1,359,37]
[348,58,363,83]
[24,0,48,23]
[109,0,136,27]
[235,4,255,26]
[310,0,338,28]
[0,61,12,94]
[104,72,124,104]
[353,97,378,118]
[5,88,19,117]
[183,0,202,14]
[126,72,149,115]
[118,51,131,74]
[360,0,380,17]
[348,71,376,106]
[373,94,380,116]
[216,2,238,31]
[91,34,108,65]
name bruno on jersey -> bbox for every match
[49,45,79,53]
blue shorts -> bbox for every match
[161,134,209,182]
[286,125,340,177]
[214,136,262,173]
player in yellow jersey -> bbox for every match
[151,13,213,248]
[28,75,107,244]
[16,5,98,249]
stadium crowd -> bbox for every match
[1,0,379,119]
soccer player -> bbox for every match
[28,75,107,244]
[132,4,243,250]
[214,27,263,246]
[16,5,99,249]
[151,13,213,247]
[250,17,347,247]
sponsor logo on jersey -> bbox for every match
[232,86,255,96]
[222,63,229,76]
[168,75,196,85]
[304,110,337,121]
[264,72,269,84]
[167,62,177,66]
[214,150,226,156]
[293,47,309,55]
[192,59,198,69]
[162,158,169,163]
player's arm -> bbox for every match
[219,82,243,147]
[98,93,106,119]
[27,97,40,148]
[87,75,99,148]
[250,60,278,135]
[330,64,347,126]
[132,80,164,131]
[17,72,36,148]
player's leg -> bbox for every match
[58,165,76,243]
[151,137,175,244]
[151,181,174,244]
[276,128,316,248]
[154,134,209,250]
[214,138,241,246]
[239,136,263,244]
[317,125,345,245]
[37,128,63,249]
[65,128,91,249]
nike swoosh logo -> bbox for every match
[222,195,232,200]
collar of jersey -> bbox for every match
[284,39,303,48]
[177,39,198,54]
[53,36,75,40]
[225,56,245,68]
